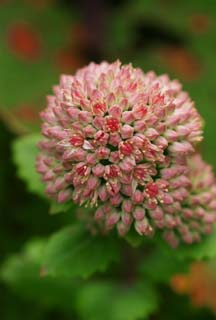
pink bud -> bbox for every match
[163,231,179,248]
[106,180,121,196]
[117,221,129,236]
[98,185,109,202]
[133,206,145,220]
[110,194,122,206]
[106,212,120,228]
[122,199,133,213]
[93,116,105,129]
[109,133,121,146]
[94,207,104,220]
[169,141,194,156]
[134,120,146,132]
[119,156,135,172]
[121,212,132,226]
[109,105,122,119]
[122,111,134,123]
[120,125,134,139]
[83,125,96,137]
[66,107,79,120]
[92,163,105,177]
[135,218,153,236]
[133,104,147,119]
[145,128,159,140]
[164,129,178,141]
[54,177,66,191]
[149,206,163,220]
[57,189,71,203]
[132,190,144,204]
[92,102,107,115]
[95,130,109,145]
[87,175,99,190]
[43,170,55,181]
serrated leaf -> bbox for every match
[76,281,158,320]
[42,224,120,278]
[12,133,45,197]
[1,239,77,313]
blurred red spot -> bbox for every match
[171,262,216,313]
[72,23,91,49]
[7,22,42,61]
[0,0,9,5]
[24,0,52,9]
[15,104,39,122]
[160,46,201,81]
[189,14,210,34]
[171,275,190,294]
[55,48,83,72]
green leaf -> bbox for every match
[76,281,158,320]
[139,248,189,284]
[177,231,216,260]
[42,223,120,278]
[49,201,75,215]
[124,228,144,248]
[1,239,78,314]
[159,230,216,261]
[12,133,45,197]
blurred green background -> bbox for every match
[0,0,216,319]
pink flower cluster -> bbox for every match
[36,60,216,247]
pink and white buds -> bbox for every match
[36,60,215,246]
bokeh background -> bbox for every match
[1,0,216,319]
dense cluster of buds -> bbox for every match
[36,60,216,246]
[162,154,216,247]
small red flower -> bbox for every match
[69,134,84,147]
[106,117,119,132]
[146,183,159,198]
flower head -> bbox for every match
[37,60,208,246]
[163,154,216,247]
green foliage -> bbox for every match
[158,231,216,261]
[49,200,76,215]
[76,281,158,320]
[139,248,189,284]
[42,223,120,278]
[12,133,45,197]
[125,228,145,248]
[1,236,158,320]
[0,0,76,133]
[176,231,216,260]
[1,239,77,314]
